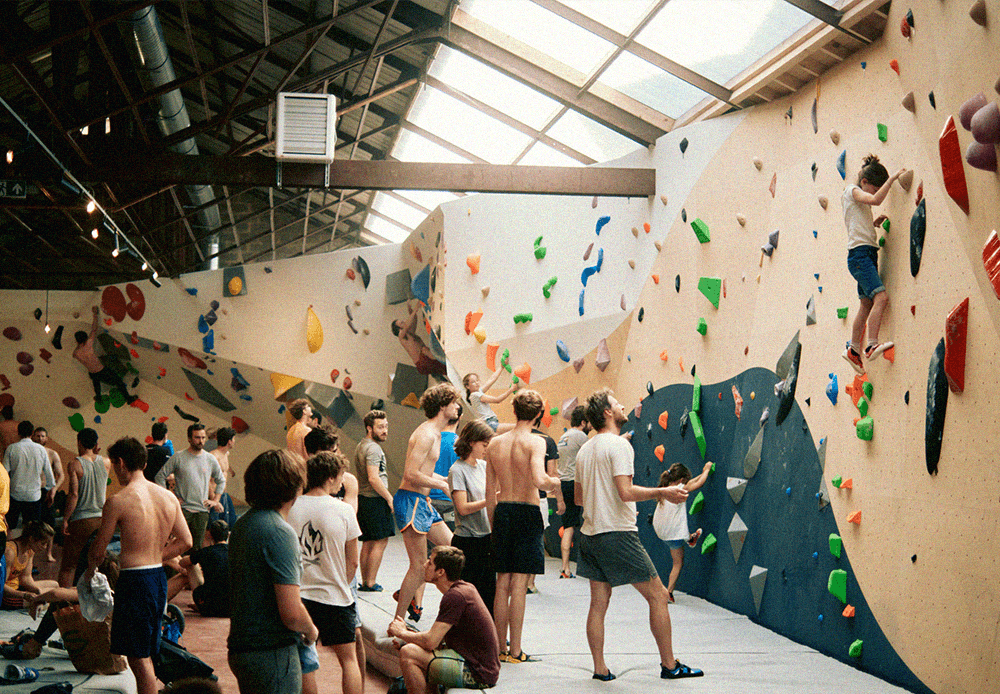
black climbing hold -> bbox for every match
[646,381,654,397]
[173,404,201,422]
[647,423,653,439]
[205,309,218,326]
[801,418,808,433]
[210,300,220,311]
[811,162,818,181]
[372,399,385,410]
[264,266,273,273]
[679,407,690,439]
[904,390,910,405]
[926,338,948,475]
[33,308,42,321]
[911,554,917,563]
[675,275,681,293]
[928,91,936,109]
[811,98,818,134]
[51,325,64,350]
[905,9,914,28]
[785,106,793,120]
[910,198,926,277]
[645,466,651,478]
[690,364,696,377]
[681,209,687,223]
[805,397,811,406]
[679,137,688,154]
[638,307,644,322]
[131,377,140,389]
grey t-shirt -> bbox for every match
[354,438,388,498]
[557,428,588,481]
[448,459,490,538]
[155,449,225,514]
[227,508,301,653]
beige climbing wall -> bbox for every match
[479,3,1000,693]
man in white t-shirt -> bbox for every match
[574,388,703,682]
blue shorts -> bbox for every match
[111,566,167,658]
[393,488,444,534]
[665,539,686,550]
[847,245,885,299]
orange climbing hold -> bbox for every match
[467,254,481,274]
[844,374,871,408]
[732,385,743,420]
[659,349,669,362]
[541,399,552,428]
[658,411,669,429]
[652,274,660,284]
[654,444,665,462]
[513,362,532,385]
[486,344,499,371]
[882,346,895,363]
[843,605,856,618]
[840,478,853,490]
[464,310,483,335]
[847,510,862,524]
[889,59,900,75]
[678,357,684,371]
[643,222,651,234]
[130,399,149,413]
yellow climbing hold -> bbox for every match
[306,305,323,353]
[228,276,243,296]
[473,326,486,344]
[271,372,304,400]
[401,392,421,408]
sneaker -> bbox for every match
[358,583,383,592]
[526,586,539,595]
[391,590,422,622]
[559,571,575,579]
[841,345,866,375]
[864,341,893,360]
[592,671,616,681]
[687,528,702,548]
[661,661,703,679]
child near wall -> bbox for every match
[652,462,711,603]
[462,368,517,431]
[841,154,905,375]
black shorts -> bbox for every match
[302,599,357,646]
[357,495,395,542]
[111,566,167,658]
[560,481,582,529]
[492,502,544,575]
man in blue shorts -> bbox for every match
[392,384,458,624]
[87,437,192,694]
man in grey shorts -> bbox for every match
[574,388,703,682]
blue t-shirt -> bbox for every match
[430,431,458,501]
[227,508,301,653]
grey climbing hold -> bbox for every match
[811,162,818,181]
[775,330,801,380]
[759,407,770,428]
[679,407,690,439]
[806,295,817,325]
[727,476,748,504]
[816,437,827,472]
[776,340,801,426]
[679,137,688,154]
[811,98,818,134]
[675,275,681,293]
[729,513,749,564]
[749,566,768,615]
[744,427,764,478]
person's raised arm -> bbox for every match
[613,475,687,504]
[162,495,193,562]
[481,367,504,393]
[275,583,319,645]
[387,617,452,652]
[853,168,905,207]
[62,460,80,537]
[401,431,448,492]
[684,462,713,492]
[88,306,100,340]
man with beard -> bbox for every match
[354,410,394,592]
[155,423,226,552]
[574,388,703,682]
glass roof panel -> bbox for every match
[597,50,710,117]
[428,46,563,131]
[518,141,586,167]
[636,0,814,86]
[393,127,472,164]
[462,0,617,76]
[366,216,411,244]
[545,109,639,162]
[408,85,536,164]
[393,190,460,213]
[560,0,656,35]
[370,192,428,231]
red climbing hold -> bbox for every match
[130,331,139,345]
[185,392,194,400]
[129,348,139,359]
[343,376,353,391]
[125,283,146,321]
[62,396,80,409]
[983,231,1000,300]
[346,268,356,280]
[39,349,52,363]
[900,17,910,38]
[0,394,12,409]
[889,59,900,75]
[0,375,9,390]
[231,416,249,434]
[102,286,128,322]
[130,398,150,413]
[643,222,651,234]
[157,416,169,423]
[847,510,862,524]
[330,368,340,384]
[3,327,21,341]
[944,297,969,393]
[939,115,970,215]
[158,367,167,377]
[177,348,207,370]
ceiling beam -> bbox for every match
[89,153,656,197]
[781,0,872,44]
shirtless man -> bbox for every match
[485,389,559,663]
[31,427,64,562]
[209,427,238,529]
[391,303,447,377]
[87,437,192,694]
[73,306,137,404]
[392,383,458,623]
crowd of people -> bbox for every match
[0,373,706,693]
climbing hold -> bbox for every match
[533,235,546,260]
[643,222,651,234]
[646,381,655,397]
[744,427,764,478]
[696,318,707,336]
[306,306,323,353]
[681,209,687,223]
[830,129,840,145]
[679,137,688,154]
[651,274,660,284]
[944,297,969,393]
[759,407,770,428]
[737,214,747,226]
[769,172,776,198]
[691,218,710,244]
[753,158,763,171]
[653,444,664,462]
[101,286,128,322]
[500,348,511,372]
[732,385,743,420]
[513,363,531,385]
[726,514,748,563]
[829,534,842,559]
[595,216,610,235]
[971,101,1000,145]
[631,227,640,238]
[464,310,483,335]
[849,640,863,659]
[592,196,598,209]
[877,123,888,142]
[983,230,1000,299]
[960,92,988,131]
[675,275,681,293]
[700,533,716,555]
[573,357,585,373]
[967,141,997,171]
[811,162,818,181]
[847,510,862,525]
[466,254,481,274]
[811,97,818,133]
[486,344,499,372]
[856,415,874,441]
[51,325,63,350]
[828,569,848,604]
[580,248,604,286]
[843,605,856,618]
[473,327,486,344]
[595,339,611,372]
[836,150,846,180]
[68,412,85,432]
[889,59,900,75]
[898,169,914,192]
[818,195,828,210]
[901,15,911,38]
[688,491,705,515]
[826,373,838,405]
[841,478,853,490]
[910,198,927,277]
[513,313,533,324]
[727,477,748,504]
[125,284,146,321]
[654,240,663,251]
[939,115,970,214]
[556,340,570,362]
[805,295,817,326]
[658,410,669,430]
[635,401,643,419]
[691,375,701,413]
[970,0,987,26]
[901,91,916,114]
[761,229,779,257]
[749,566,767,615]
[346,268,356,281]
[228,275,243,296]
[697,277,722,308]
[400,392,421,409]
[926,338,948,475]
[660,194,668,206]
[638,307,644,322]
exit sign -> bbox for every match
[0,180,26,199]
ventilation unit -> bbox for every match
[275,93,337,162]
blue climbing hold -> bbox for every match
[185,288,198,296]
[581,248,604,287]
[578,289,586,316]
[837,150,847,180]
[202,330,215,353]
[595,216,610,235]
[826,373,838,405]
[556,340,570,362]
[411,264,431,303]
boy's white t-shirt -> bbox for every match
[842,184,877,249]
[652,485,689,542]
[287,494,361,606]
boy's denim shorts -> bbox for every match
[847,245,885,299]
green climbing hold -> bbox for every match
[501,348,512,373]
[857,397,869,417]
[691,375,702,413]
[68,412,85,432]
[689,491,705,515]
[882,218,890,233]
[109,388,126,408]
[542,277,558,298]
[877,123,888,142]
[879,236,886,247]
[533,235,546,260]
[700,533,717,555]
[697,277,722,308]
[828,569,847,604]
[691,218,711,244]
[94,395,111,414]
[849,639,863,658]
[856,415,874,441]
[696,318,708,335]
[829,534,842,558]
[837,307,849,319]
[832,475,843,488]
[862,381,873,401]
[550,407,559,416]
[689,410,707,459]
[513,313,533,324]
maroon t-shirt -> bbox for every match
[437,580,500,686]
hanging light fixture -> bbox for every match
[111,234,120,258]
[43,290,50,334]
[86,199,96,214]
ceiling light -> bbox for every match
[91,228,99,239]
[5,150,11,164]
[44,323,50,334]
[141,261,148,271]
[86,199,96,214]
[80,125,89,136]
[105,118,111,135]
[111,247,119,258]
[152,270,158,279]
